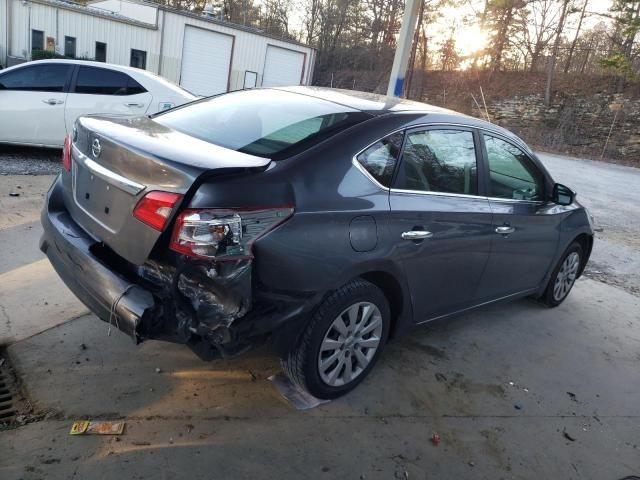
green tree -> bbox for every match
[603,0,640,91]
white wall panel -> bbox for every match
[5,0,314,90]
[0,0,7,64]
[180,26,233,96]
[160,11,314,89]
[262,45,305,87]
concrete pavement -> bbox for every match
[1,278,639,479]
[0,176,87,345]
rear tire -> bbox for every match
[281,279,390,399]
[540,242,583,307]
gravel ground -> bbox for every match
[0,146,61,175]
[538,152,640,297]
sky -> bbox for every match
[283,0,615,57]
[431,0,615,58]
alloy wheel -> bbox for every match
[553,252,580,301]
[317,302,383,387]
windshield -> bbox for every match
[154,89,370,159]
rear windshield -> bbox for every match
[154,89,370,159]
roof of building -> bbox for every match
[34,0,158,29]
[82,0,313,49]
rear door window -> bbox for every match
[356,132,404,187]
[154,89,371,159]
[0,64,72,92]
[74,67,147,95]
[394,129,479,195]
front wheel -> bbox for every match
[281,279,390,399]
[541,242,583,307]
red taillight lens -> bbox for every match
[170,207,294,260]
[133,191,183,231]
[62,135,72,172]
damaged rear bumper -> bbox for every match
[40,176,310,354]
[40,176,155,343]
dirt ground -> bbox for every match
[0,149,639,479]
[538,152,640,296]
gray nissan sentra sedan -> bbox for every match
[41,87,594,399]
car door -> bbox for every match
[388,126,493,322]
[64,66,153,134]
[0,63,73,146]
[475,133,561,301]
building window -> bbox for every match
[64,36,76,58]
[130,49,147,70]
[95,42,107,62]
[31,30,44,53]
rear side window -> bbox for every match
[74,67,147,95]
[356,132,404,187]
[154,89,370,160]
[484,135,544,201]
[395,129,478,195]
[0,64,72,92]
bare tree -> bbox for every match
[564,0,589,72]
[544,0,571,105]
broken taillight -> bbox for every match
[170,207,294,260]
[62,135,72,172]
[133,191,183,231]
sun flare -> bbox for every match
[453,26,489,57]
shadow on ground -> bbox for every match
[2,278,639,479]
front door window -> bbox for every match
[484,135,545,201]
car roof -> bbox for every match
[1,59,196,99]
[275,86,451,115]
[275,86,530,151]
[3,58,144,75]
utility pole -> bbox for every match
[386,0,421,97]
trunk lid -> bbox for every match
[62,115,271,265]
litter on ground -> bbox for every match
[70,420,125,435]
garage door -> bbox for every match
[262,46,305,87]
[180,26,233,96]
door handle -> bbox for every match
[124,103,144,108]
[42,99,63,105]
[495,226,515,235]
[401,230,433,240]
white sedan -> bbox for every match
[0,59,196,148]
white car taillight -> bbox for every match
[169,207,294,260]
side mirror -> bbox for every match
[553,183,575,206]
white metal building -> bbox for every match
[0,0,316,95]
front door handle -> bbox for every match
[495,226,515,235]
[42,99,63,105]
[402,230,433,240]
[125,103,144,108]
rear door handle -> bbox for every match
[42,99,63,105]
[125,103,144,108]
[495,226,515,235]
[402,230,433,240]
